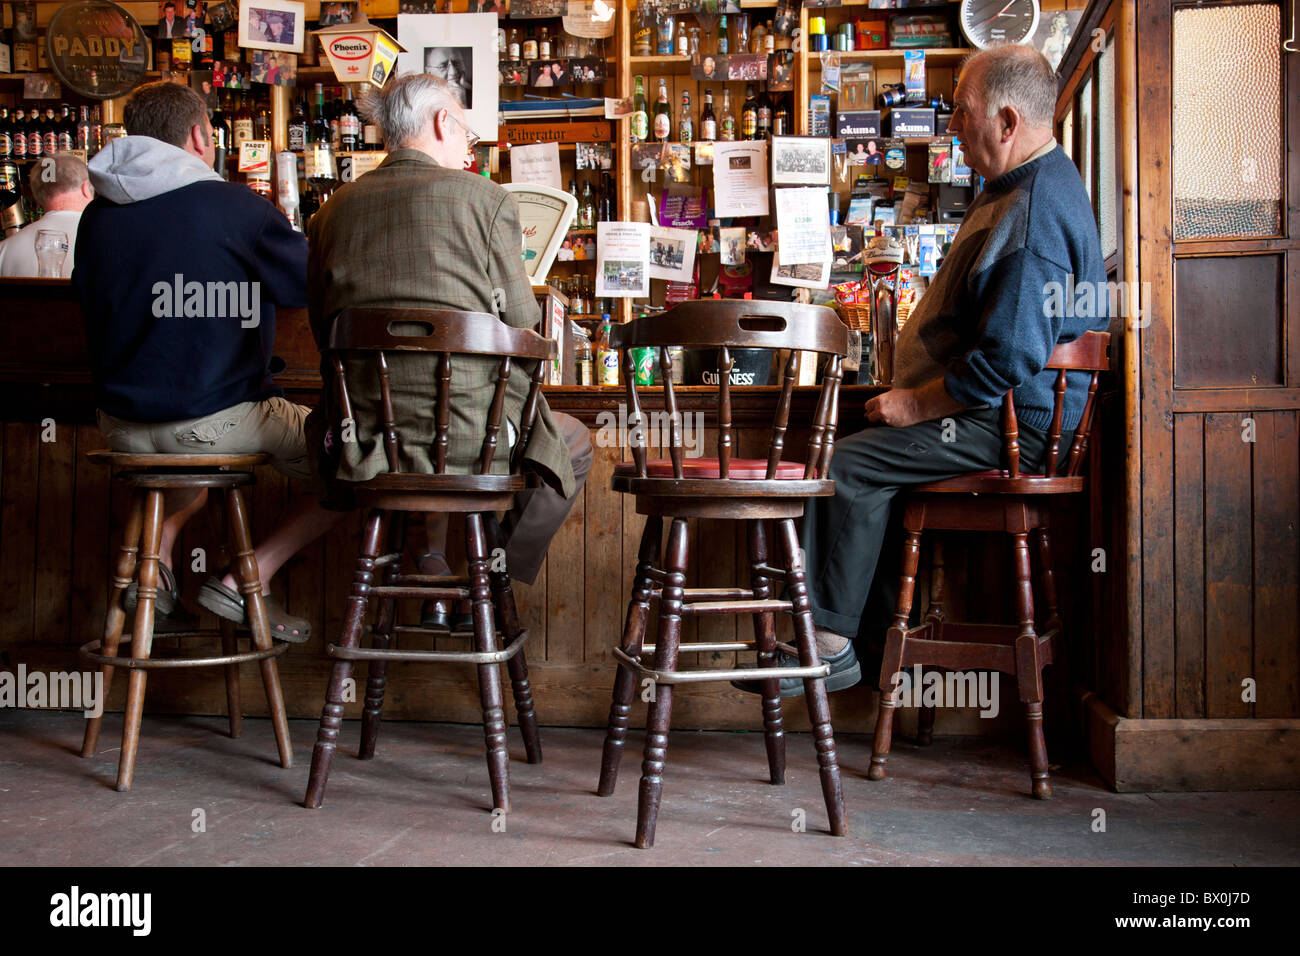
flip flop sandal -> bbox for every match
[124,561,179,616]
[197,577,312,644]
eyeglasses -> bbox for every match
[442,110,480,152]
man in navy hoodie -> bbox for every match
[735,45,1109,697]
[74,80,337,641]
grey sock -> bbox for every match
[814,627,850,657]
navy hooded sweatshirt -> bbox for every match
[73,135,308,423]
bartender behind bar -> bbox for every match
[735,45,1110,698]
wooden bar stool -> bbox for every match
[867,331,1110,798]
[596,300,851,848]
[79,452,293,791]
[303,308,552,813]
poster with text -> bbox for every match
[596,221,650,298]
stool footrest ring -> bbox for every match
[612,646,830,684]
[78,636,289,670]
[329,628,530,665]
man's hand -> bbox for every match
[865,377,966,427]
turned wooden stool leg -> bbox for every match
[82,488,144,758]
[598,515,661,797]
[747,518,785,785]
[487,515,540,765]
[779,517,847,836]
[917,538,946,746]
[219,618,242,739]
[635,516,687,849]
[360,513,401,760]
[116,489,165,791]
[305,510,386,808]
[467,512,510,812]
[1034,528,1062,635]
[1012,529,1051,799]
[870,511,924,782]
[227,486,292,769]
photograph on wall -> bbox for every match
[251,49,297,85]
[471,0,511,17]
[648,226,698,283]
[206,0,237,33]
[691,53,727,81]
[399,1,439,11]
[720,226,746,266]
[727,53,768,82]
[847,137,885,167]
[770,256,831,290]
[212,59,250,88]
[399,13,500,140]
[189,69,217,108]
[158,1,205,40]
[771,136,831,186]
[575,142,613,171]
[238,0,305,54]
[568,57,605,84]
[1031,9,1083,71]
[501,61,528,85]
[596,221,651,298]
[319,2,359,26]
[768,50,795,92]
[12,1,37,42]
[511,0,565,17]
[530,59,571,87]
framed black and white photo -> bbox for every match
[398,13,499,142]
[238,0,305,54]
[771,136,831,186]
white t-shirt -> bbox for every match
[0,210,83,278]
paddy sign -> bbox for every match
[46,0,148,99]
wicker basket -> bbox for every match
[839,301,872,332]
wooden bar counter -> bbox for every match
[0,279,1091,737]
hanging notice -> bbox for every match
[510,141,563,190]
[596,221,650,298]
[775,187,832,266]
[648,226,697,283]
[711,140,769,218]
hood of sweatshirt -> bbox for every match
[87,135,223,204]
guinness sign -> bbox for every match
[46,1,148,100]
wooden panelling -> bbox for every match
[1251,411,1300,718]
[1172,414,1205,718]
[1173,254,1284,389]
[1203,413,1254,719]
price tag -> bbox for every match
[237,140,272,173]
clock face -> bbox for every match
[959,0,1041,50]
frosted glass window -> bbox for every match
[1078,76,1093,204]
[1172,3,1282,239]
[1060,107,1073,162]
[1098,35,1117,259]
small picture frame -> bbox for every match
[575,142,613,171]
[500,61,528,86]
[691,53,726,81]
[530,59,570,87]
[771,135,831,186]
[768,50,794,92]
[568,56,605,85]
[318,1,358,26]
[726,53,768,82]
[206,0,238,34]
[251,49,297,85]
[238,0,305,54]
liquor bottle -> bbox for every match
[507,28,521,60]
[328,92,341,151]
[211,94,231,179]
[700,89,717,142]
[89,107,102,157]
[523,28,538,61]
[256,99,271,142]
[633,1,654,57]
[57,105,74,152]
[580,180,596,229]
[741,84,758,139]
[569,178,580,212]
[652,78,671,143]
[717,14,728,54]
[26,109,43,160]
[76,105,91,153]
[757,89,772,139]
[600,172,614,221]
[42,107,59,155]
[631,75,649,144]
[311,84,331,146]
[597,315,619,385]
[678,90,693,143]
[288,98,308,151]
[719,88,736,141]
[339,87,361,152]
[11,109,27,160]
[773,93,792,136]
[539,26,551,60]
[363,117,382,151]
[232,93,254,148]
[0,108,11,160]
[305,85,336,186]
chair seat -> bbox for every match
[87,450,271,469]
[913,470,1084,495]
[614,457,807,480]
[338,472,530,493]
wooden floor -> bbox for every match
[4,710,1298,866]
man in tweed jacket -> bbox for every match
[305,73,591,584]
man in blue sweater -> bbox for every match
[74,80,338,641]
[737,44,1108,697]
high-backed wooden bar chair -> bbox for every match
[596,299,850,848]
[868,331,1110,798]
[303,308,552,813]
[79,452,293,790]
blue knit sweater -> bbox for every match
[892,145,1108,430]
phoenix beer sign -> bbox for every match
[315,20,404,89]
[46,0,148,99]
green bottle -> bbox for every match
[631,75,648,143]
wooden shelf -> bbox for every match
[809,47,971,67]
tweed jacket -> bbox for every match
[305,149,574,498]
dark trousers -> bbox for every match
[800,406,1068,647]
